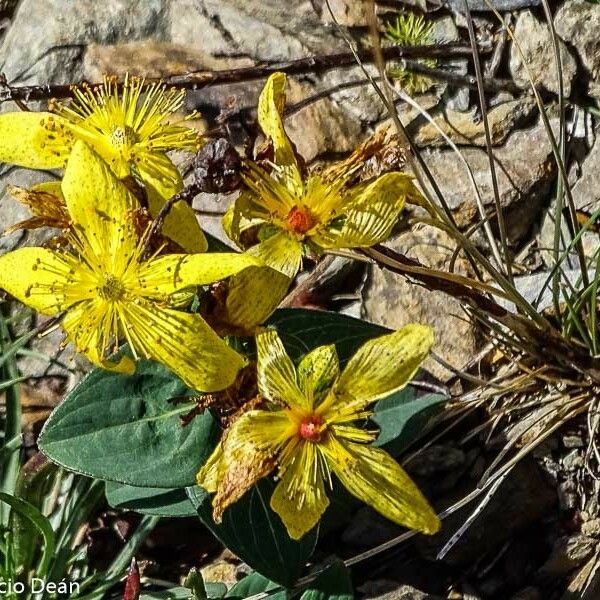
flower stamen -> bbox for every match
[298,414,325,442]
[286,205,316,235]
[100,274,126,301]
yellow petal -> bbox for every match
[145,179,208,254]
[61,300,136,374]
[331,325,434,416]
[0,247,82,314]
[316,173,415,249]
[62,141,139,259]
[223,190,269,245]
[230,408,293,450]
[32,181,65,197]
[256,329,309,410]
[207,410,288,521]
[196,443,223,494]
[270,441,330,540]
[122,300,245,392]
[225,265,291,332]
[258,73,302,188]
[250,231,304,279]
[137,252,263,297]
[324,439,440,534]
[0,112,72,169]
[135,150,183,199]
[297,345,339,404]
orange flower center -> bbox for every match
[299,414,324,442]
[286,205,316,234]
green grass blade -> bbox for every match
[0,308,22,526]
[0,492,55,577]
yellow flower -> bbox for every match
[0,74,206,252]
[224,72,423,279]
[197,326,440,540]
[0,141,262,392]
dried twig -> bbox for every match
[0,43,501,104]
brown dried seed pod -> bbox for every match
[193,138,242,194]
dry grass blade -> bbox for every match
[462,0,513,284]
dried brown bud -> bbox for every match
[122,558,140,600]
[194,138,242,194]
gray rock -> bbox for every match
[539,535,598,577]
[168,0,382,130]
[510,588,542,600]
[362,225,479,380]
[325,64,387,126]
[412,97,537,148]
[563,434,584,449]
[418,458,555,567]
[284,77,363,160]
[357,581,444,600]
[539,133,600,268]
[558,479,578,511]
[342,507,403,548]
[406,444,468,493]
[192,190,234,246]
[562,449,584,472]
[407,444,466,478]
[15,312,84,382]
[435,16,469,112]
[445,0,540,12]
[582,519,600,538]
[420,114,560,244]
[495,269,594,313]
[313,0,370,27]
[555,0,600,99]
[569,134,600,214]
[169,0,341,61]
[0,0,168,86]
[509,11,577,97]
[168,0,233,56]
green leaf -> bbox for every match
[206,232,236,253]
[372,386,447,455]
[39,359,219,488]
[267,309,387,364]
[138,583,226,600]
[105,482,197,517]
[184,568,209,600]
[225,571,287,599]
[301,560,353,600]
[188,479,317,588]
[139,589,192,600]
[224,561,353,600]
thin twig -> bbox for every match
[0,43,485,104]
